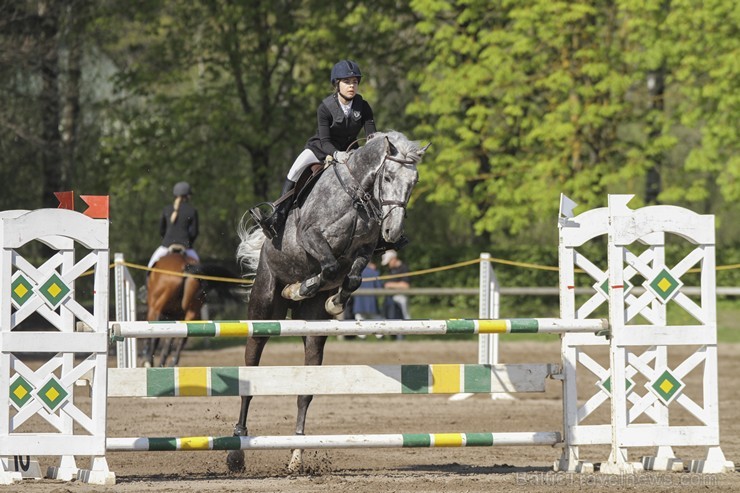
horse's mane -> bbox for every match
[367,131,426,165]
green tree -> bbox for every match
[96,0,422,261]
[407,0,739,243]
[0,0,100,211]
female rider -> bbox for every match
[250,60,376,239]
[147,181,200,269]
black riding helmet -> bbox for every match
[330,60,362,85]
[172,181,192,197]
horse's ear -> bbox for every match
[385,136,399,156]
[417,142,432,156]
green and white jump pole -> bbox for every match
[107,431,562,452]
[111,317,607,339]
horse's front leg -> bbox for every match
[288,334,328,474]
[282,232,339,301]
[325,252,371,315]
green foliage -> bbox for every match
[92,0,422,261]
[0,0,737,291]
[408,0,739,242]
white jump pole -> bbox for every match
[107,431,562,452]
[112,318,606,338]
[114,253,137,368]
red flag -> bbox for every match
[54,191,74,210]
[81,195,109,219]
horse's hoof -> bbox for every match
[227,450,245,473]
[325,295,344,316]
[287,449,303,474]
[281,282,306,301]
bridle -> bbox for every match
[332,140,416,225]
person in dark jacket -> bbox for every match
[250,59,376,239]
[147,181,200,269]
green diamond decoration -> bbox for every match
[598,375,636,397]
[650,369,684,405]
[645,267,683,304]
[10,273,35,308]
[9,375,34,410]
[34,375,69,413]
[595,277,634,299]
[36,272,71,309]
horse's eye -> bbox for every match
[384,175,392,183]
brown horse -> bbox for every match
[143,252,203,367]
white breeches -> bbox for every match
[287,149,321,182]
[147,245,200,268]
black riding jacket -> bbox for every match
[305,93,376,161]
[159,202,199,248]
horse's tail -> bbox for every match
[236,216,266,274]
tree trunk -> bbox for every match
[61,5,83,189]
[39,1,63,208]
[645,67,665,205]
[251,147,272,202]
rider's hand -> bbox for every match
[333,151,351,164]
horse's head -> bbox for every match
[374,132,429,243]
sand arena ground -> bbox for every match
[13,339,740,492]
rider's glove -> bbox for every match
[333,151,351,164]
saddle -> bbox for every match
[277,162,328,210]
[167,244,187,255]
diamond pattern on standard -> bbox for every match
[33,375,70,413]
[649,369,685,405]
[9,374,35,410]
[10,272,35,308]
[645,267,683,304]
[35,272,71,310]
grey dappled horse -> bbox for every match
[229,131,428,473]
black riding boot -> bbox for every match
[249,179,296,240]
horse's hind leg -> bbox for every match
[142,338,158,367]
[158,337,183,367]
[170,337,188,366]
[167,292,201,367]
[227,266,287,473]
[226,336,271,472]
[287,295,329,473]
[288,334,328,473]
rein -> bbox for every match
[332,149,416,225]
[333,162,383,224]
